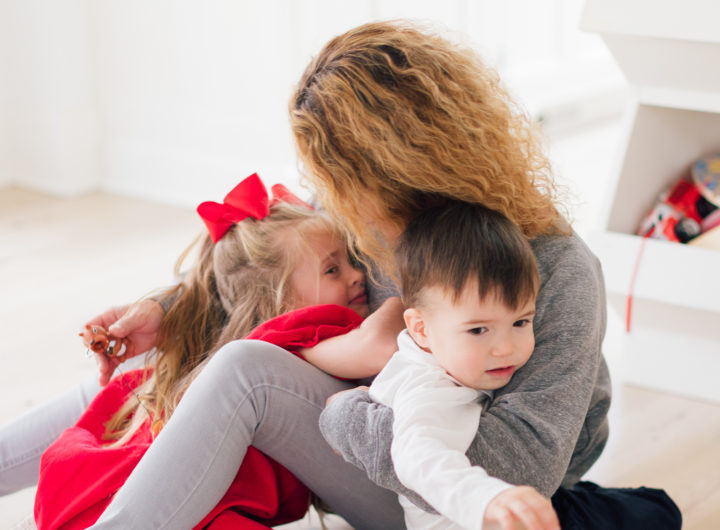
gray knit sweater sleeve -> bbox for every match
[319,233,611,503]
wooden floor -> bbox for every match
[1,187,719,529]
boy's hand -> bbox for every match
[484,486,560,530]
[82,299,165,385]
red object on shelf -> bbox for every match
[637,178,714,243]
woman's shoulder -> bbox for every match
[531,231,602,283]
[530,231,606,325]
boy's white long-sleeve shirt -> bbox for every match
[369,330,512,530]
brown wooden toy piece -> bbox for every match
[79,324,134,362]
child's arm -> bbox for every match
[299,297,405,379]
[373,361,558,530]
[376,365,510,528]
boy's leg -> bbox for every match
[92,340,405,530]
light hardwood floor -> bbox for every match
[1,187,719,529]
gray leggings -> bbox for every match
[0,375,100,494]
[89,340,405,529]
[0,354,147,495]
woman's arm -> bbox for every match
[320,234,611,498]
[299,297,405,379]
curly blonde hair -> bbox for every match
[290,20,568,271]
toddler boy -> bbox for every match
[369,201,559,530]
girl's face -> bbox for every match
[290,231,369,318]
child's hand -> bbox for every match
[82,299,165,385]
[484,486,560,530]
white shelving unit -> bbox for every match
[581,0,720,402]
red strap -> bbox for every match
[625,228,653,332]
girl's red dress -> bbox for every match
[34,304,363,530]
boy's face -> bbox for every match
[290,231,370,318]
[405,282,535,390]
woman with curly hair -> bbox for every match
[80,21,677,530]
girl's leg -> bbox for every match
[92,340,405,530]
[0,374,101,494]
[0,355,145,494]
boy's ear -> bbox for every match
[404,308,430,348]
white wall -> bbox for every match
[0,2,9,189]
[0,0,624,207]
[1,0,100,195]
[89,1,306,205]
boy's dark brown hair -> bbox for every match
[395,200,539,309]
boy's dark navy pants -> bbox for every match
[552,481,682,529]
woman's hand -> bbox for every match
[81,299,165,385]
[484,486,560,530]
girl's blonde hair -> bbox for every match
[105,202,338,443]
[290,20,568,271]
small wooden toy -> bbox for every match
[79,324,133,362]
[79,324,163,436]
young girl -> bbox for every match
[33,173,376,529]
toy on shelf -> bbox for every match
[79,324,133,362]
[693,153,720,231]
[637,154,720,243]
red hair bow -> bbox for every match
[197,173,312,243]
